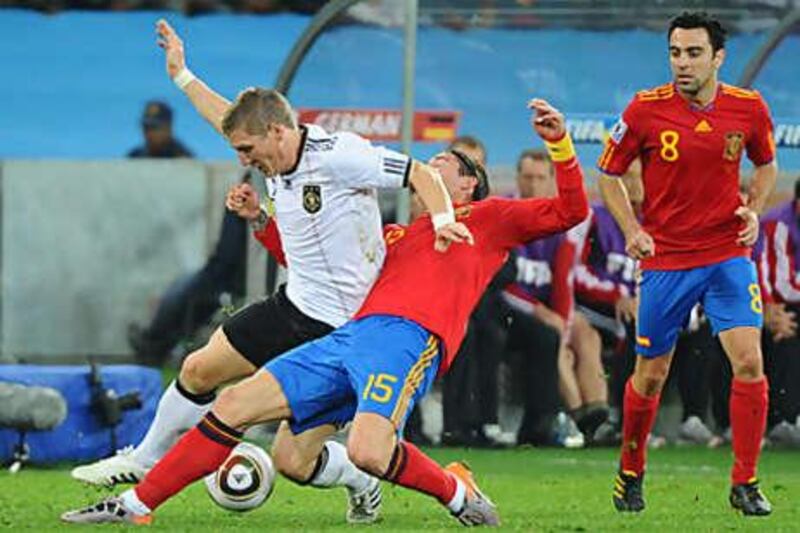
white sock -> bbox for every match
[446,476,466,513]
[132,380,214,469]
[309,441,371,493]
[119,489,152,515]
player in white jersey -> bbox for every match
[70,19,472,525]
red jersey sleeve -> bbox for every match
[597,97,645,177]
[253,218,287,267]
[491,158,589,249]
[746,93,776,167]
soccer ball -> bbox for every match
[204,442,276,512]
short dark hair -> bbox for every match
[516,149,552,173]
[668,11,727,53]
[795,176,800,201]
[450,149,490,201]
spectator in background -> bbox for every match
[753,176,800,446]
[503,149,607,447]
[572,161,641,443]
[128,101,193,158]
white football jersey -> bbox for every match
[264,124,410,327]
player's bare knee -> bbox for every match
[179,350,217,394]
[346,437,390,476]
[211,386,249,429]
[635,366,668,396]
[271,441,311,482]
[731,351,764,380]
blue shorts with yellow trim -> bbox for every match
[265,315,440,435]
[636,256,763,358]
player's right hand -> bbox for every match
[226,183,261,220]
[434,222,474,252]
[625,228,655,260]
[155,19,186,80]
[528,99,566,141]
[615,295,638,324]
[765,302,798,342]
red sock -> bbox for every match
[620,378,661,475]
[730,377,768,485]
[135,412,242,511]
[383,441,456,505]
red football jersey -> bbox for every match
[355,158,588,374]
[597,82,775,270]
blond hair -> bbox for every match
[221,87,297,136]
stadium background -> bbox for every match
[1,0,799,359]
[1,2,799,528]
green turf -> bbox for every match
[1,447,798,530]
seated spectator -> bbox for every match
[128,101,193,158]
[753,176,800,446]
[502,149,608,447]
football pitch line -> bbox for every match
[544,455,724,474]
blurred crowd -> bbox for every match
[0,0,327,16]
[4,0,797,31]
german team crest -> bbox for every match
[302,185,322,214]
[723,132,745,161]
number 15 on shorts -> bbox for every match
[362,373,398,403]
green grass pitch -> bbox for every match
[1,447,798,530]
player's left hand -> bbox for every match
[434,221,474,252]
[735,206,759,246]
[156,19,186,80]
[528,99,565,141]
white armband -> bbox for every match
[431,207,455,231]
[173,67,196,91]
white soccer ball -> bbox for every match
[204,442,276,512]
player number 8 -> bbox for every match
[659,130,680,162]
[748,283,763,315]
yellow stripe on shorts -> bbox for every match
[390,336,439,427]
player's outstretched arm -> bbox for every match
[408,162,474,251]
[156,19,231,136]
[492,100,589,247]
[529,99,589,227]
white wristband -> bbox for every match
[431,209,455,231]
[172,67,196,91]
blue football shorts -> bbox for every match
[265,314,441,435]
[636,256,763,357]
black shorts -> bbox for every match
[222,284,334,367]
